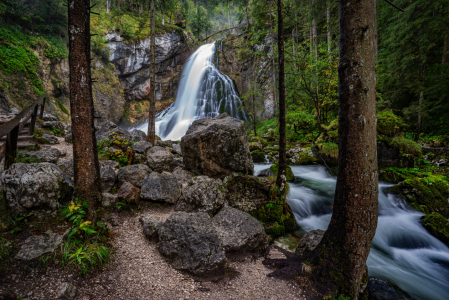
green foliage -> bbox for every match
[62,198,99,239]
[389,136,422,158]
[97,139,130,168]
[55,98,69,115]
[15,153,42,164]
[48,127,64,137]
[252,199,296,238]
[317,143,338,160]
[61,240,111,276]
[0,237,12,270]
[377,110,407,137]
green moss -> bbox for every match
[55,98,69,115]
[422,213,449,246]
[249,142,261,151]
[251,150,265,163]
[251,200,296,238]
[269,163,295,181]
[290,152,317,165]
[389,136,422,158]
[388,177,449,217]
[377,110,406,136]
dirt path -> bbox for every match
[1,205,304,300]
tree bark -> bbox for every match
[443,0,449,63]
[147,0,156,144]
[276,0,286,190]
[68,0,102,222]
[311,0,378,298]
[327,0,331,57]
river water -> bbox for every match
[254,163,449,300]
[136,42,247,140]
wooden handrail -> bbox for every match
[0,94,48,167]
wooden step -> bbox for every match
[17,142,37,149]
[0,135,34,141]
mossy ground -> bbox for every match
[422,213,449,246]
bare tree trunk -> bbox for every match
[374,0,378,59]
[327,0,331,56]
[270,13,277,108]
[276,0,286,190]
[147,0,156,144]
[311,0,378,297]
[68,0,102,222]
[415,68,425,141]
[106,0,109,13]
[443,0,449,63]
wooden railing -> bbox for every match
[0,94,47,169]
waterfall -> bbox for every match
[136,42,247,141]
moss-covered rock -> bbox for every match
[377,110,407,137]
[251,150,266,163]
[287,151,317,165]
[422,213,449,246]
[269,163,295,181]
[251,200,297,238]
[249,142,262,152]
[387,178,449,217]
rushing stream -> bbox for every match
[137,42,247,140]
[254,163,449,300]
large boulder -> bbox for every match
[129,129,147,143]
[117,164,151,188]
[42,134,59,144]
[140,172,181,203]
[1,163,74,219]
[100,166,117,193]
[57,158,74,178]
[158,212,226,276]
[42,121,64,132]
[132,141,153,154]
[146,147,176,172]
[175,176,226,216]
[20,148,61,163]
[117,182,141,204]
[224,174,270,213]
[171,167,194,185]
[295,229,325,255]
[181,113,254,178]
[212,207,268,253]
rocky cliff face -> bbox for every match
[216,34,276,121]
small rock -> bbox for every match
[146,148,176,172]
[141,172,181,203]
[295,229,325,255]
[100,160,119,170]
[15,229,69,261]
[101,167,117,193]
[42,121,64,132]
[20,148,61,163]
[55,282,77,300]
[42,112,58,122]
[102,193,118,208]
[132,141,153,154]
[42,134,59,144]
[117,164,152,188]
[139,214,162,240]
[117,182,140,204]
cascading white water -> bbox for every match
[136,42,247,141]
[255,164,449,300]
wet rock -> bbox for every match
[181,113,253,178]
[175,176,226,216]
[146,148,176,172]
[117,182,140,204]
[15,229,69,261]
[364,278,412,300]
[1,163,74,219]
[117,164,151,188]
[100,166,117,193]
[64,125,72,143]
[41,134,59,144]
[129,129,147,143]
[295,229,325,255]
[55,282,77,299]
[422,213,449,247]
[139,214,162,240]
[224,174,270,213]
[132,141,153,154]
[20,148,61,163]
[212,207,268,253]
[158,212,226,276]
[57,158,74,178]
[41,121,64,132]
[102,193,118,208]
[141,172,181,203]
[100,160,120,170]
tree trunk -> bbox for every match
[270,13,277,108]
[443,0,449,63]
[374,0,378,58]
[276,0,286,190]
[106,0,109,13]
[311,0,378,298]
[147,0,156,144]
[415,68,425,141]
[327,0,331,57]
[68,0,103,222]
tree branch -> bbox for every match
[384,0,405,12]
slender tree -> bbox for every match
[147,0,156,144]
[68,0,102,222]
[311,0,378,297]
[276,0,286,189]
